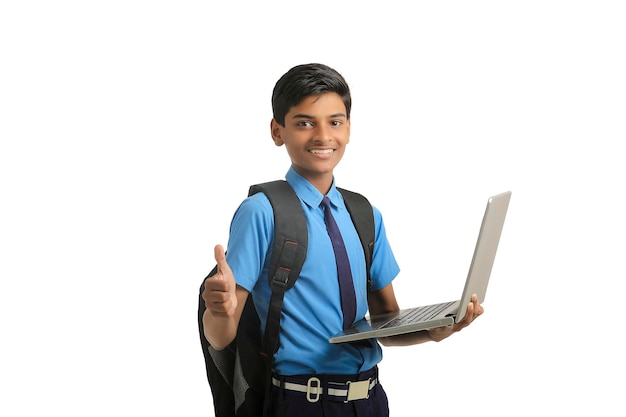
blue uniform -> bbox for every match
[226,167,400,375]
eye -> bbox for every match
[330,120,343,127]
[297,121,314,128]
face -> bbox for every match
[271,92,350,193]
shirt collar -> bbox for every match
[285,166,345,209]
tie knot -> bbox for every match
[321,196,332,210]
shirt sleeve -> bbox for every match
[225,193,274,292]
[369,206,401,291]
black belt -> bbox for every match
[271,367,379,403]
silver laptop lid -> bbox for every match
[454,191,511,322]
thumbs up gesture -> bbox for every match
[202,245,238,318]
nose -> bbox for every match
[314,124,333,142]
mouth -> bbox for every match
[308,148,335,155]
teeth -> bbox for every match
[310,149,333,154]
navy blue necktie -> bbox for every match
[321,196,357,329]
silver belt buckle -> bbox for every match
[345,378,371,402]
[306,377,322,403]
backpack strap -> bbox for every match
[248,180,308,417]
[338,187,375,291]
[248,180,308,357]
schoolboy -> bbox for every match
[202,63,484,417]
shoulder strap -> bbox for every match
[249,181,308,292]
[248,180,308,356]
[248,180,308,417]
[338,187,375,291]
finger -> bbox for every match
[476,303,484,316]
[214,244,225,265]
[206,288,231,304]
[213,244,231,278]
[207,297,232,316]
[471,294,484,318]
[202,279,226,304]
[204,278,230,293]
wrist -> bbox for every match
[425,329,435,342]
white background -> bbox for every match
[1,1,625,415]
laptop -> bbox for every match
[329,191,511,344]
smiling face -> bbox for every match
[271,92,350,194]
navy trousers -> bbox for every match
[269,367,390,417]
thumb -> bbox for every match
[213,244,232,279]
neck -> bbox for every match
[292,165,333,195]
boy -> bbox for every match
[202,63,483,416]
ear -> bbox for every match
[270,119,284,146]
[346,118,351,144]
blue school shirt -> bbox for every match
[226,167,400,375]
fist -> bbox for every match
[202,245,237,317]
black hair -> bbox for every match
[271,63,352,126]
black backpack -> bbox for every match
[197,180,375,417]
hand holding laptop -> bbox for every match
[376,293,484,346]
[426,293,484,342]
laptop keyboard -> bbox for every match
[381,301,456,328]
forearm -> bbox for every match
[378,329,435,347]
[202,286,248,350]
[202,309,238,350]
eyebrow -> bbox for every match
[291,113,347,119]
